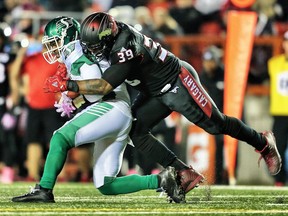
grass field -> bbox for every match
[0,182,287,215]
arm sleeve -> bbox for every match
[102,58,139,88]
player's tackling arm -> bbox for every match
[66,63,130,95]
[44,60,132,95]
[70,78,114,95]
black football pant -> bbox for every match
[130,60,266,168]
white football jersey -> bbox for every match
[60,40,130,105]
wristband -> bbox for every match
[67,80,79,92]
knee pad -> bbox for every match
[198,108,226,135]
[130,134,150,151]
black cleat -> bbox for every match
[256,131,282,176]
[158,166,186,203]
[12,184,55,203]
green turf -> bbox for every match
[0,182,287,215]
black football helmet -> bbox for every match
[80,12,118,59]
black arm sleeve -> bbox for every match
[102,58,140,88]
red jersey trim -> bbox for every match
[179,67,212,118]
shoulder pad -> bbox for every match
[109,24,143,64]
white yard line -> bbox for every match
[1,210,288,215]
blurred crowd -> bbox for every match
[0,0,288,185]
[1,0,288,80]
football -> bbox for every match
[55,91,80,102]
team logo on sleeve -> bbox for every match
[169,86,179,94]
[125,79,141,86]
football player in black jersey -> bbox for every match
[0,22,19,183]
[44,12,282,193]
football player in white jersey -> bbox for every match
[12,16,185,203]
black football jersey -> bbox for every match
[105,22,181,96]
[0,51,15,97]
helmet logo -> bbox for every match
[99,29,111,40]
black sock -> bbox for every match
[254,133,267,151]
[223,116,266,150]
[39,185,51,192]
[168,158,189,171]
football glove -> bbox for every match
[43,75,67,93]
[55,63,69,80]
[54,92,76,118]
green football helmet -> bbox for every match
[42,16,80,64]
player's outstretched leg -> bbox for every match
[158,166,186,203]
[11,184,55,203]
[256,131,282,175]
[177,166,205,193]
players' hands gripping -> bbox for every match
[43,63,69,93]
[43,75,67,93]
[55,63,69,80]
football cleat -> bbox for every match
[256,131,282,175]
[12,184,55,203]
[178,166,205,193]
[158,166,186,203]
